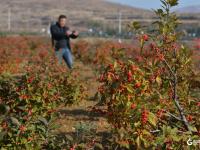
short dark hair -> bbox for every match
[58,15,67,21]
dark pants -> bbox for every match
[55,48,73,69]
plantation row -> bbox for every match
[0,0,200,149]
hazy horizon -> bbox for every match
[107,0,200,10]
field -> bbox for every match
[0,0,199,34]
[0,0,200,150]
[0,34,199,149]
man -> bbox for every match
[50,15,79,69]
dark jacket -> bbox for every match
[50,22,78,50]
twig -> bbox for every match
[150,130,160,133]
[161,50,191,132]
[166,112,182,121]
[150,129,188,134]
[163,59,175,78]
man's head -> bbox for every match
[58,15,67,27]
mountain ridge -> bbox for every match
[176,5,200,13]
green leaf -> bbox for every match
[10,117,21,126]
[77,143,87,149]
[140,136,149,148]
[37,125,46,133]
[65,135,73,142]
[0,131,6,141]
[172,134,181,142]
[142,129,151,136]
[94,143,104,150]
[21,137,28,143]
[114,61,118,69]
[120,141,130,149]
[189,126,197,132]
[126,85,134,93]
[148,112,157,127]
[131,21,141,30]
[0,104,10,114]
[134,122,141,127]
[38,117,48,126]
[156,76,162,86]
[167,0,179,7]
[136,136,141,148]
[161,0,167,7]
[156,9,164,15]
[17,106,26,111]
[184,58,191,65]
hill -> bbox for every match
[0,0,153,32]
[177,5,200,13]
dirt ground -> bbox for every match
[55,59,111,143]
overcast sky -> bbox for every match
[107,0,200,9]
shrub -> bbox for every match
[98,0,200,149]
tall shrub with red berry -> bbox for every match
[98,0,200,149]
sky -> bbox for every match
[107,0,200,9]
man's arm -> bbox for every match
[70,31,79,39]
[66,28,79,39]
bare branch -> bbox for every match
[163,59,175,78]
[161,48,192,132]
[166,112,182,121]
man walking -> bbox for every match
[50,15,79,69]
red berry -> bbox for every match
[27,76,34,83]
[135,56,143,62]
[127,70,132,82]
[28,137,33,142]
[19,125,26,133]
[150,43,156,49]
[128,70,132,76]
[99,74,104,81]
[186,115,193,122]
[47,83,52,89]
[143,34,149,41]
[28,109,32,116]
[141,109,149,124]
[131,103,137,109]
[157,53,165,61]
[135,82,141,88]
[157,109,164,118]
[19,94,29,100]
[131,65,138,71]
